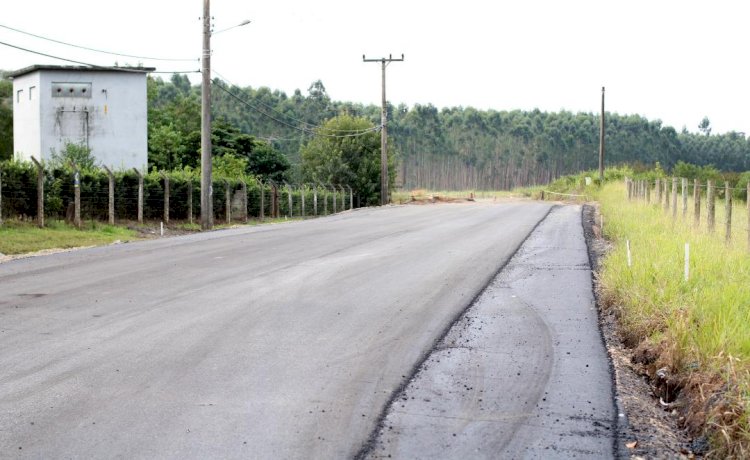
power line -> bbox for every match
[0,23,197,62]
[0,40,198,75]
[0,40,98,67]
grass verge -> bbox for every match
[597,181,750,457]
[0,219,140,255]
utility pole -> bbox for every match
[363,54,404,205]
[599,86,605,182]
[201,0,213,229]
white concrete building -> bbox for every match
[9,65,154,171]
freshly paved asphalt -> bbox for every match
[0,201,611,459]
[364,206,615,459]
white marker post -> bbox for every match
[160,221,164,237]
[626,240,632,267]
[684,243,690,281]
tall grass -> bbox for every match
[597,182,750,455]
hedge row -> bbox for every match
[0,162,352,223]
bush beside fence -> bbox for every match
[0,161,355,227]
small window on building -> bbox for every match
[29,86,36,100]
[16,89,23,103]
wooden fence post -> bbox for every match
[258,180,265,221]
[225,180,231,224]
[160,172,170,224]
[31,156,44,228]
[241,180,248,223]
[348,185,353,210]
[133,168,143,225]
[72,163,81,229]
[272,182,279,218]
[323,186,328,215]
[332,186,337,213]
[313,186,318,216]
[655,178,661,204]
[646,180,651,204]
[663,180,669,212]
[301,185,306,218]
[102,166,115,225]
[187,180,193,224]
[693,179,701,229]
[707,180,715,232]
[627,178,633,200]
[0,163,3,226]
[725,182,732,244]
[747,182,749,252]
[671,177,678,219]
[284,181,293,218]
[681,178,687,218]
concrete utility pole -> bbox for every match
[599,86,605,182]
[363,54,404,205]
[201,0,213,230]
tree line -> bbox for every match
[2,72,750,195]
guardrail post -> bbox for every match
[693,179,700,229]
[725,182,732,244]
[133,168,143,225]
[31,156,44,228]
[707,180,715,232]
[160,171,170,224]
[102,166,115,225]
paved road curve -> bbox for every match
[1,202,555,458]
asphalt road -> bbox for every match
[364,205,615,458]
[0,201,601,459]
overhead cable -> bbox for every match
[0,23,198,62]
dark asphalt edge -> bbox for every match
[353,204,559,460]
[581,204,631,460]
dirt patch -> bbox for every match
[582,204,705,458]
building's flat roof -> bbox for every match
[5,65,157,79]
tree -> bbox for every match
[247,142,290,182]
[698,116,711,136]
[301,114,394,206]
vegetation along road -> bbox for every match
[0,202,614,458]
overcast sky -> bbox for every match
[3,0,749,135]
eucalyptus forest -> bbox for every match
[2,72,750,197]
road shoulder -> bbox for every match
[361,205,615,459]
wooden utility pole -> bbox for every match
[201,0,213,230]
[363,54,404,205]
[599,86,605,182]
